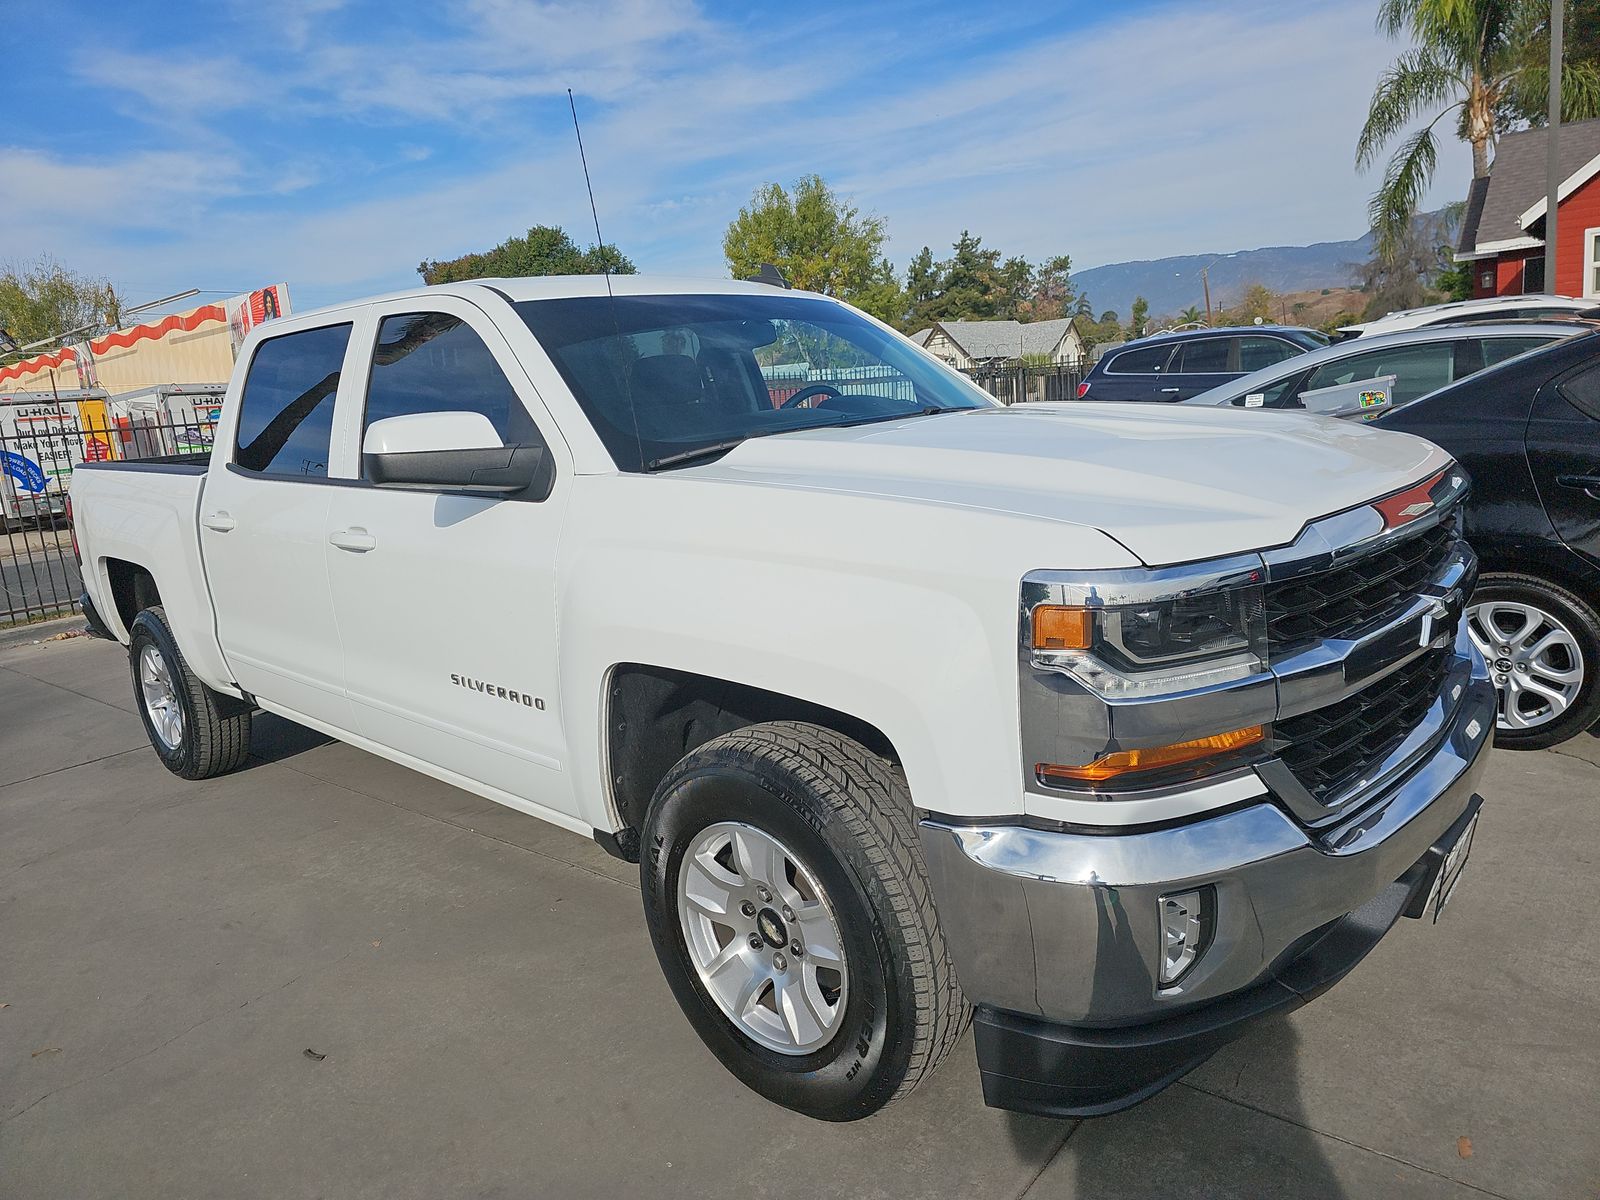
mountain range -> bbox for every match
[1071,231,1376,319]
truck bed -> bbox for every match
[70,458,235,692]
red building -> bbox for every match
[1455,116,1600,299]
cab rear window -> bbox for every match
[234,324,351,477]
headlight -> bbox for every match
[1027,569,1267,699]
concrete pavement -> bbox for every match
[2,636,1597,1199]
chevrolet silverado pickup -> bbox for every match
[68,276,1494,1121]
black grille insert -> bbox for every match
[1265,518,1457,657]
[1276,648,1451,802]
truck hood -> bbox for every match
[693,403,1452,566]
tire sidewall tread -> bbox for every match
[1473,572,1600,750]
[640,720,968,1121]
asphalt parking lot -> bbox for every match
[2,635,1597,1200]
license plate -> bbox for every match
[1432,811,1478,921]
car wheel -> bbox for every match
[129,605,254,779]
[641,721,968,1121]
[1466,573,1600,750]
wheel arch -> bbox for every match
[599,663,904,861]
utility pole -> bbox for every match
[1546,0,1563,291]
[1202,266,1213,324]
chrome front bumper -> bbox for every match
[918,643,1496,1029]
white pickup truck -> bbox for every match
[70,276,1494,1121]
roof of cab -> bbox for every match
[287,274,819,323]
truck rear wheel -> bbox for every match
[640,721,968,1121]
[128,605,253,779]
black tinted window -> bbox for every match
[235,324,350,477]
[1107,345,1173,373]
[1238,336,1302,372]
[1559,360,1600,421]
[365,313,528,445]
[1176,338,1230,373]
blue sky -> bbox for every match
[2,0,1470,317]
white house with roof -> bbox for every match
[919,318,1085,369]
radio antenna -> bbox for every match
[568,88,643,468]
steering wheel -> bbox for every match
[779,383,844,410]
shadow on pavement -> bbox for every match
[1029,1018,1351,1199]
[245,710,335,765]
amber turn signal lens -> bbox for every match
[1037,725,1265,783]
[1032,605,1092,651]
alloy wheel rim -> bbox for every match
[139,643,184,750]
[677,821,849,1055]
[1466,599,1584,732]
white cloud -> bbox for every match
[3,0,1475,302]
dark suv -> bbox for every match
[1078,326,1326,402]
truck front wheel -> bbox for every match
[640,721,968,1121]
[128,606,253,779]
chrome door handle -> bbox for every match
[201,511,236,533]
[1159,387,1181,393]
[329,528,377,553]
[1556,473,1600,499]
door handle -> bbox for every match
[329,528,377,553]
[201,511,236,533]
[1159,387,1181,393]
[1557,474,1600,499]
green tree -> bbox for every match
[418,224,633,284]
[904,246,941,328]
[1501,0,1600,123]
[723,175,903,323]
[1127,296,1150,339]
[1358,0,1600,259]
[1021,254,1074,321]
[0,256,118,351]
[1216,283,1278,327]
[1178,305,1204,326]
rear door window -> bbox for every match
[1174,338,1231,373]
[1303,342,1456,407]
[1481,336,1557,369]
[1107,345,1175,374]
[234,324,351,477]
[1237,336,1303,372]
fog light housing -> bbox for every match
[1158,888,1212,986]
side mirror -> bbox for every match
[1294,374,1396,420]
[363,411,546,493]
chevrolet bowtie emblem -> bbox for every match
[1398,501,1433,518]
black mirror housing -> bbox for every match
[364,443,550,497]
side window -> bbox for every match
[364,313,528,446]
[1304,343,1455,406]
[1481,336,1555,369]
[1229,373,1305,407]
[1238,336,1303,372]
[1107,345,1174,374]
[1558,360,1600,421]
[1175,338,1230,373]
[234,324,351,477]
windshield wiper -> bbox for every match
[643,439,751,472]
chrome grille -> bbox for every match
[1275,648,1451,802]
[1264,517,1458,658]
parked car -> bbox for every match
[69,276,1493,1122]
[1075,325,1326,402]
[1335,293,1600,340]
[1183,322,1581,417]
[1372,330,1600,749]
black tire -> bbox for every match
[641,721,968,1121]
[128,605,253,779]
[1469,573,1600,750]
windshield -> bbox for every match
[515,293,993,471]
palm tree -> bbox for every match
[1179,305,1204,326]
[1358,0,1600,258]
